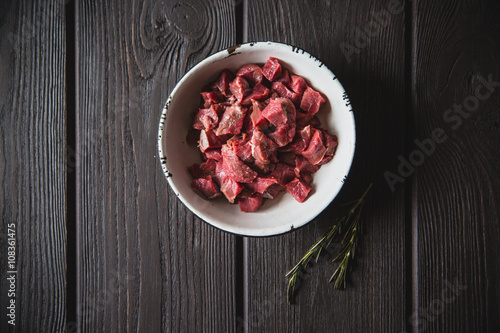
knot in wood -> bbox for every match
[169,2,205,38]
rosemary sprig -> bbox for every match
[286,183,372,304]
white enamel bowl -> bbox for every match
[158,41,355,236]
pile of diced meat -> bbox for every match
[187,57,338,212]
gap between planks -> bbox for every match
[404,0,418,332]
[65,0,78,331]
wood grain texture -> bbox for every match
[0,0,66,332]
[245,0,408,332]
[75,0,238,331]
[414,0,500,332]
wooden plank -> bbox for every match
[245,0,408,331]
[413,0,500,331]
[75,1,238,331]
[0,0,66,332]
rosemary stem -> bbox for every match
[286,183,373,304]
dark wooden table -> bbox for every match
[1,0,500,332]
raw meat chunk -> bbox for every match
[249,100,270,130]
[290,75,307,96]
[268,122,295,147]
[271,81,300,105]
[229,76,251,102]
[201,91,224,108]
[220,177,244,203]
[210,69,234,96]
[236,64,263,86]
[300,86,327,115]
[238,192,263,212]
[203,149,222,162]
[263,184,284,199]
[294,155,320,177]
[262,57,282,81]
[231,135,254,163]
[318,131,338,165]
[188,159,217,178]
[301,128,327,165]
[285,178,312,203]
[199,130,223,152]
[262,97,293,126]
[216,105,247,136]
[270,163,296,186]
[221,144,258,183]
[192,104,224,131]
[242,83,270,106]
[251,129,278,166]
[290,125,312,154]
[246,176,278,194]
[191,176,221,199]
[277,69,291,87]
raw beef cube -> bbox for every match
[323,131,338,156]
[262,98,287,126]
[263,184,284,199]
[215,160,243,203]
[191,176,221,199]
[301,173,313,185]
[301,128,327,165]
[277,69,291,87]
[318,131,338,165]
[232,136,254,163]
[290,75,307,96]
[243,106,255,134]
[294,113,321,129]
[220,177,244,203]
[188,159,217,178]
[214,160,227,184]
[192,104,223,131]
[246,176,278,194]
[294,155,320,177]
[229,76,251,102]
[268,122,296,147]
[262,57,282,81]
[242,83,270,106]
[236,64,263,86]
[262,97,295,127]
[192,108,212,130]
[290,125,312,154]
[271,82,300,105]
[199,130,223,152]
[270,163,296,186]
[221,144,258,183]
[238,192,263,212]
[203,149,222,162]
[216,105,247,136]
[251,129,278,166]
[285,178,312,203]
[201,91,224,108]
[249,100,270,130]
[300,86,327,115]
[210,69,234,96]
